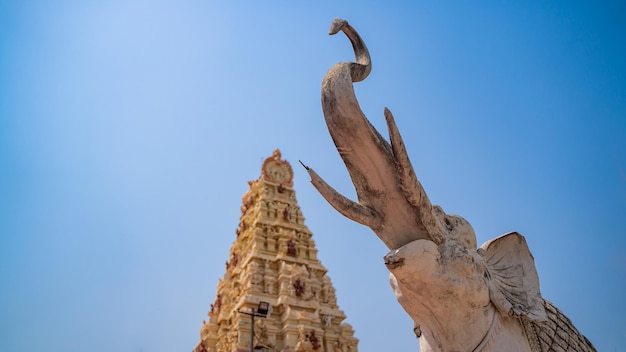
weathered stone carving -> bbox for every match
[303,18,596,352]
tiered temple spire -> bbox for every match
[195,149,358,352]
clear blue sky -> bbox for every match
[1,1,624,351]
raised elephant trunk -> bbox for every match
[303,18,444,250]
[303,18,596,352]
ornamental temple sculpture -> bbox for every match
[195,149,358,352]
[301,19,596,352]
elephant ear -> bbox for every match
[480,232,547,322]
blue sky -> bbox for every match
[1,1,624,351]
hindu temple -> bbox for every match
[194,149,359,352]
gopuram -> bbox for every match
[194,149,359,352]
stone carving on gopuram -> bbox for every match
[195,149,358,352]
[301,19,596,352]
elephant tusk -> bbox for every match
[384,108,445,244]
[300,161,383,231]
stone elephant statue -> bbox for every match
[302,18,596,352]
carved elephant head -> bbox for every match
[302,19,552,351]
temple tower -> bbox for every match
[195,149,359,352]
